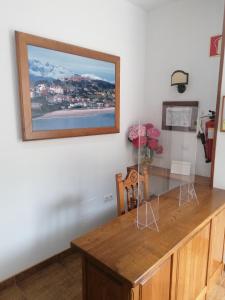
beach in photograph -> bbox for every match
[34,107,115,120]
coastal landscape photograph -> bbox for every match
[28,45,116,131]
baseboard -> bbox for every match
[0,247,73,292]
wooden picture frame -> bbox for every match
[162,101,199,132]
[15,31,120,141]
[220,96,225,132]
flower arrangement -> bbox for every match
[128,123,163,164]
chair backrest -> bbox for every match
[115,168,149,216]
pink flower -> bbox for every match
[148,139,158,150]
[144,123,154,130]
[132,136,147,148]
[147,127,160,139]
[156,145,163,154]
[128,125,146,141]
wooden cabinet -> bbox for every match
[175,224,210,300]
[83,256,172,300]
[72,187,225,300]
[79,215,225,300]
[140,257,171,300]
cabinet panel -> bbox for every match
[176,224,210,300]
[140,257,171,300]
[131,286,139,300]
[86,260,124,300]
[196,287,207,300]
[208,209,225,279]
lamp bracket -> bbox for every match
[171,70,189,94]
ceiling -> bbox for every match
[128,0,179,11]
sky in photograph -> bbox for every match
[28,45,115,83]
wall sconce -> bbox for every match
[171,70,189,93]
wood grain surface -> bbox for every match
[71,184,225,287]
[176,224,210,300]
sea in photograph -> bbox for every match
[32,111,115,131]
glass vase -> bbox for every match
[140,146,153,167]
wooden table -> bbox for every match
[71,183,225,300]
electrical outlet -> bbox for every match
[104,194,113,202]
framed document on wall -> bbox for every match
[162,101,199,132]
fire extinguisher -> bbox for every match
[198,110,215,163]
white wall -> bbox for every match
[214,51,225,189]
[144,0,224,176]
[0,0,147,281]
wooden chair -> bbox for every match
[115,168,149,216]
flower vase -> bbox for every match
[139,146,153,167]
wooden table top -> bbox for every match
[71,184,225,287]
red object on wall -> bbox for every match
[210,35,222,56]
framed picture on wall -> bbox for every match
[15,31,120,141]
[162,101,199,132]
[221,96,225,132]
